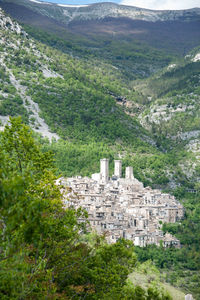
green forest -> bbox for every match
[0,5,200,298]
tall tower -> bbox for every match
[100,158,109,182]
[114,160,122,178]
[125,166,134,180]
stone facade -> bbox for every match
[58,159,184,247]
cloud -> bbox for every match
[120,0,200,10]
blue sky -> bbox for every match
[42,0,200,9]
[44,0,120,4]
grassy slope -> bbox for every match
[130,272,185,300]
[129,274,185,300]
[129,261,185,300]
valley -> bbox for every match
[0,1,199,299]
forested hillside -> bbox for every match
[132,49,200,299]
[1,0,200,79]
[0,5,200,299]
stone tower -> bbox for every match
[125,166,134,180]
[100,158,109,182]
[114,160,122,178]
[185,295,193,300]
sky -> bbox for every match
[42,0,200,10]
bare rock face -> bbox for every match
[1,0,200,25]
[58,3,200,24]
[0,8,59,141]
[1,0,199,59]
[0,7,26,35]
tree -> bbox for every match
[0,117,87,298]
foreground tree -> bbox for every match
[0,118,87,298]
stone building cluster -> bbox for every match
[58,159,184,247]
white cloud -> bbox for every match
[120,0,200,10]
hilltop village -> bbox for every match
[57,159,184,247]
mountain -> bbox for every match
[0,5,200,298]
[0,4,199,187]
[1,0,200,53]
[1,0,200,80]
[0,6,155,147]
[136,49,200,184]
[1,0,200,24]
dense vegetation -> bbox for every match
[24,25,173,80]
[0,118,173,299]
[136,58,200,140]
[1,26,150,143]
[0,66,28,122]
[0,8,200,298]
[130,56,200,298]
[132,188,200,298]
